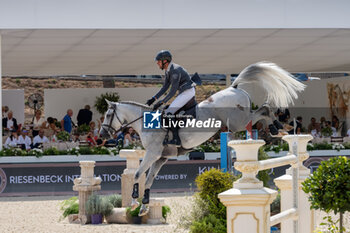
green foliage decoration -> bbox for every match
[60,197,79,219]
[302,156,350,232]
[94,92,120,115]
[57,131,70,141]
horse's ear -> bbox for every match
[105,99,112,107]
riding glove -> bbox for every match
[153,101,163,111]
[146,97,156,106]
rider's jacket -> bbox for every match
[154,63,193,103]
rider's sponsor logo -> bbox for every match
[0,168,7,193]
[143,110,161,129]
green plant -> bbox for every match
[257,147,271,187]
[126,204,141,217]
[106,194,122,208]
[15,78,21,85]
[162,205,171,221]
[321,127,333,137]
[60,197,79,219]
[195,168,236,202]
[43,147,60,155]
[190,214,226,233]
[94,92,120,115]
[101,196,114,217]
[85,194,103,215]
[77,124,90,134]
[270,192,280,214]
[57,131,70,141]
[27,148,43,158]
[302,156,350,232]
[60,83,65,87]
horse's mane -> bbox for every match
[119,101,152,110]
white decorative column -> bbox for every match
[274,134,314,233]
[120,149,146,207]
[73,161,102,224]
[147,198,165,224]
[219,140,277,233]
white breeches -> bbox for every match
[165,87,195,114]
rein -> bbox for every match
[102,107,143,136]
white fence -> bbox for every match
[219,135,314,233]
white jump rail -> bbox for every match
[219,135,314,233]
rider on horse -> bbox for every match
[146,50,195,147]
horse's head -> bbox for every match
[99,100,125,139]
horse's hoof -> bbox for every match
[138,204,149,216]
[131,199,139,211]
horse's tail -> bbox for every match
[232,62,306,108]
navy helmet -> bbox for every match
[155,50,172,63]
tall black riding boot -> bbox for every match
[168,126,181,147]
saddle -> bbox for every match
[174,96,197,118]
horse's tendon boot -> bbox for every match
[142,189,150,204]
[132,183,139,198]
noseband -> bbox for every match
[101,106,143,137]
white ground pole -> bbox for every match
[0,35,2,150]
[226,74,231,87]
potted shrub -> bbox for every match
[302,156,350,232]
[94,92,120,115]
[126,204,142,224]
[59,196,79,220]
[86,194,103,224]
[162,205,171,223]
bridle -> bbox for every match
[101,106,143,137]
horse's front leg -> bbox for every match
[138,157,168,216]
[130,150,161,211]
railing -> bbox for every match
[219,135,314,233]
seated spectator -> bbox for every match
[97,116,105,130]
[73,132,80,143]
[123,127,135,147]
[86,131,97,147]
[33,129,49,148]
[276,108,290,123]
[311,123,321,138]
[3,111,18,132]
[89,121,99,137]
[96,135,107,147]
[106,133,121,146]
[332,115,340,130]
[256,121,272,144]
[307,117,317,133]
[18,129,32,150]
[32,110,45,137]
[61,109,74,133]
[319,116,326,129]
[288,116,303,134]
[4,130,18,149]
[43,117,59,138]
[77,105,93,126]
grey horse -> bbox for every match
[99,62,305,215]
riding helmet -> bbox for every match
[155,50,172,62]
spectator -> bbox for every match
[311,123,321,138]
[32,110,45,137]
[86,131,97,147]
[2,111,18,132]
[319,116,326,129]
[97,116,105,130]
[276,108,290,123]
[33,129,49,148]
[73,132,80,143]
[347,127,350,137]
[256,121,272,144]
[77,105,93,126]
[4,130,18,149]
[288,116,303,134]
[331,115,340,130]
[307,117,317,133]
[61,109,74,133]
[2,106,9,118]
[123,127,134,147]
[18,129,32,150]
[89,121,99,137]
